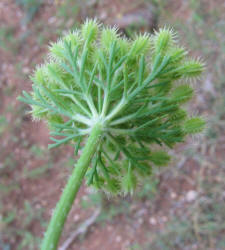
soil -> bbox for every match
[0,1,224,250]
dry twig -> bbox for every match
[59,207,101,250]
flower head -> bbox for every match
[19,19,205,195]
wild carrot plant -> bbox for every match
[18,19,205,250]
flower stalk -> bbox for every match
[41,123,102,250]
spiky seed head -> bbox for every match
[18,20,205,195]
[153,27,176,54]
[183,117,206,134]
[129,34,151,58]
[121,170,137,195]
[149,151,171,166]
[101,26,119,49]
[170,84,194,103]
[81,19,99,44]
[177,59,205,79]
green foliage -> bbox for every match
[56,0,80,26]
[0,27,18,52]
[23,163,53,179]
[16,0,43,25]
[147,186,225,250]
[81,192,102,209]
[30,145,45,158]
[18,19,205,195]
[0,116,8,135]
[183,117,205,134]
[1,201,45,250]
[98,200,130,223]
[137,177,159,200]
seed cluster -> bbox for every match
[19,19,205,195]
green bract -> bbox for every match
[19,19,205,195]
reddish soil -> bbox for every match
[0,1,223,250]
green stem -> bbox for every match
[41,123,102,250]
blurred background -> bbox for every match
[0,0,224,249]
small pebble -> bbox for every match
[170,192,177,199]
[116,235,122,243]
[149,217,157,225]
[186,190,198,202]
[73,214,80,222]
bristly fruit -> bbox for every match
[18,19,205,195]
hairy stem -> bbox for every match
[41,123,102,250]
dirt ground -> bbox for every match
[0,0,225,250]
